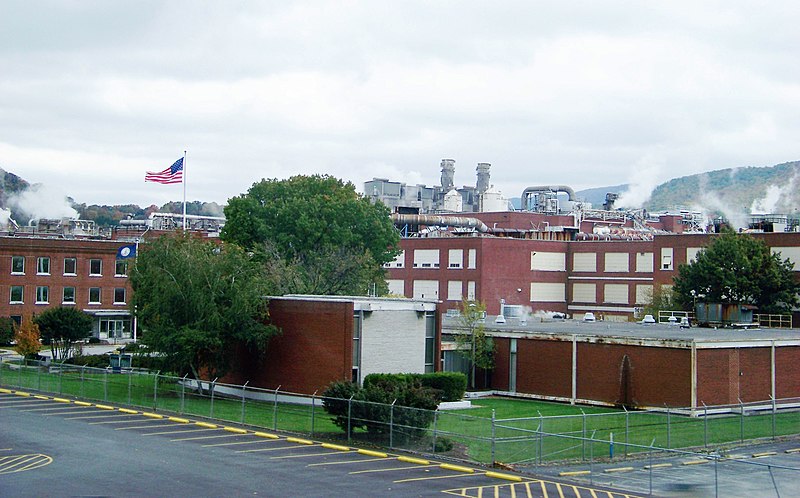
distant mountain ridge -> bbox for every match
[577,161,800,218]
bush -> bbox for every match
[418,372,467,402]
[433,437,454,453]
[322,376,439,443]
[66,354,110,369]
[88,336,101,344]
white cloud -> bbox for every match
[0,1,799,207]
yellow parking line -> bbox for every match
[350,464,436,475]
[321,443,350,452]
[66,413,137,420]
[74,401,92,407]
[254,432,279,439]
[271,451,356,459]
[235,445,310,454]
[307,457,388,467]
[786,448,800,454]
[285,437,313,445]
[603,467,634,473]
[95,404,115,410]
[486,471,523,482]
[398,456,430,465]
[201,440,276,448]
[682,459,709,466]
[142,427,223,436]
[34,395,50,400]
[752,451,777,458]
[114,423,178,430]
[440,463,474,473]
[224,427,249,434]
[358,449,388,458]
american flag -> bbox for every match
[145,158,184,184]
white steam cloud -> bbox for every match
[749,171,800,214]
[615,154,665,209]
[7,183,78,222]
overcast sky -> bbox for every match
[2,1,799,209]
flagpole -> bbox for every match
[182,150,187,232]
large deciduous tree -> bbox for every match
[221,175,400,296]
[13,317,41,358]
[34,307,93,361]
[130,234,280,380]
[672,228,800,314]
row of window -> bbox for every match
[9,285,126,305]
[10,256,127,277]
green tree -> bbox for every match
[130,234,280,381]
[0,317,16,345]
[454,300,494,389]
[640,285,677,320]
[222,175,400,296]
[13,317,40,358]
[672,229,800,314]
[34,307,93,361]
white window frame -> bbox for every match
[113,287,126,305]
[448,249,463,269]
[661,248,673,271]
[88,287,101,304]
[447,280,462,301]
[37,256,51,275]
[467,249,477,269]
[10,285,24,304]
[635,252,654,273]
[63,257,77,276]
[115,260,128,277]
[413,249,440,269]
[11,256,25,275]
[36,286,49,304]
[89,258,103,276]
[62,286,76,305]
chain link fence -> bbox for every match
[2,355,798,495]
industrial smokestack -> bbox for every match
[440,159,455,192]
[476,163,491,194]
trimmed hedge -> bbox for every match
[363,372,466,402]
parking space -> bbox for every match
[0,390,641,497]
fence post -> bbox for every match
[210,378,218,419]
[703,401,708,447]
[389,399,397,449]
[770,395,776,440]
[431,410,438,453]
[273,385,281,431]
[623,405,629,458]
[538,410,544,466]
[491,409,496,465]
[58,360,64,394]
[103,368,108,401]
[241,381,249,424]
[649,438,656,496]
[589,430,596,485]
[180,374,187,414]
[738,398,744,442]
[347,394,354,443]
[127,371,132,405]
[666,404,671,449]
[580,409,586,460]
[19,357,24,388]
[153,371,160,410]
[79,365,85,398]
[311,390,317,436]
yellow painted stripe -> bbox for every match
[142,412,163,419]
[682,459,709,466]
[644,463,673,469]
[34,395,50,400]
[195,422,217,429]
[224,427,248,434]
[168,417,190,423]
[14,391,31,397]
[485,471,522,482]
[74,401,92,406]
[0,388,13,393]
[254,431,279,439]
[53,398,71,403]
[753,451,777,458]
[358,449,388,458]
[559,470,591,476]
[398,456,430,465]
[286,437,313,445]
[321,443,350,452]
[786,448,800,454]
[95,404,115,410]
[440,463,475,473]
[604,467,634,473]
[119,408,138,414]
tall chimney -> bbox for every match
[476,163,491,194]
[440,159,455,192]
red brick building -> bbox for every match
[444,319,800,409]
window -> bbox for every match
[89,259,102,276]
[89,287,101,304]
[424,311,436,373]
[604,253,629,272]
[573,253,597,272]
[413,249,440,268]
[447,281,462,301]
[10,315,21,327]
[661,248,673,271]
[63,286,76,304]
[448,249,463,269]
[467,249,477,269]
[36,286,49,304]
[64,257,77,275]
[10,286,23,304]
[352,313,362,384]
[113,288,126,304]
[115,260,128,276]
[11,256,25,274]
[530,252,566,271]
[37,256,51,275]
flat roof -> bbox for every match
[269,295,438,312]
[442,316,800,347]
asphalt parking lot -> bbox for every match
[0,389,641,497]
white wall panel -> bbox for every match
[531,252,566,271]
[572,283,596,303]
[636,252,653,273]
[604,253,629,272]
[530,282,566,302]
[604,283,629,304]
[573,253,596,272]
[413,280,439,299]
